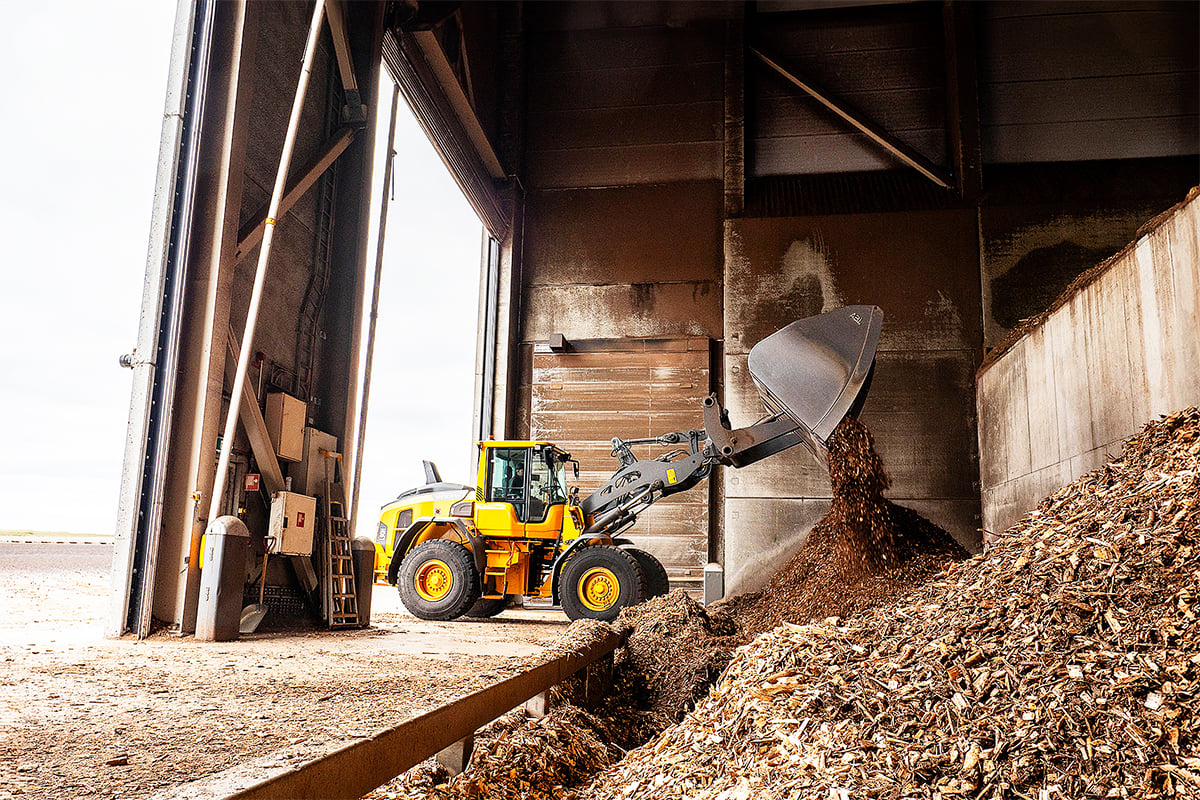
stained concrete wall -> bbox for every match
[977,188,1200,536]
[722,209,983,595]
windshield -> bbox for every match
[530,448,568,517]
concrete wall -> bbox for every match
[722,209,984,595]
[977,188,1200,535]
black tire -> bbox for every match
[463,596,511,619]
[397,540,480,621]
[560,545,646,622]
[624,548,669,600]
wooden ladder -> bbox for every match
[321,449,358,628]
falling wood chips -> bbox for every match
[582,407,1200,799]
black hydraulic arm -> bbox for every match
[579,429,711,536]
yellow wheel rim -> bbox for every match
[414,559,453,601]
[578,567,620,612]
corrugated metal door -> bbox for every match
[530,338,712,585]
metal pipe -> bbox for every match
[208,0,327,525]
[349,82,401,530]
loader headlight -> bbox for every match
[450,500,475,518]
[375,522,387,543]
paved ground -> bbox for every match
[0,542,569,799]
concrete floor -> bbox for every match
[0,541,570,800]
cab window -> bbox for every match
[487,448,528,520]
[528,448,568,523]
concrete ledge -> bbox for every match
[160,627,626,800]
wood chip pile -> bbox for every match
[722,418,968,635]
[376,416,977,800]
[372,621,669,800]
[582,407,1200,799]
[613,592,746,721]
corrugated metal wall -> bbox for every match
[523,3,727,189]
[978,1,1199,164]
[750,3,947,176]
[530,338,713,582]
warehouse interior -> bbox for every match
[111,0,1198,640]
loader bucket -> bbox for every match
[747,305,883,462]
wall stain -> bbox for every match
[992,240,1114,329]
[746,235,843,348]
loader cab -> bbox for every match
[475,441,575,540]
[479,442,570,522]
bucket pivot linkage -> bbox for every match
[704,305,883,468]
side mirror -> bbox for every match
[572,460,580,479]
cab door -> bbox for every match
[474,446,529,540]
[524,446,568,542]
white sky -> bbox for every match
[0,3,482,534]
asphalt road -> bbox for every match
[0,541,112,578]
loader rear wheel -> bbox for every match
[624,548,670,599]
[398,540,479,621]
[561,546,646,622]
[464,596,511,619]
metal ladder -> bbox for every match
[321,449,358,628]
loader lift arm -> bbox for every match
[579,305,883,538]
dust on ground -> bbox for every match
[0,544,567,800]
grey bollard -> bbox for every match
[351,537,375,627]
[196,516,250,641]
[703,562,724,605]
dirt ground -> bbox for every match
[0,543,568,800]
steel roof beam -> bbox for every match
[751,45,952,190]
[234,127,358,261]
[325,0,368,124]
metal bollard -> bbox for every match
[196,516,250,641]
[351,537,375,627]
[703,562,724,605]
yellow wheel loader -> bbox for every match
[375,306,883,622]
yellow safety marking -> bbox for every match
[265,217,277,226]
[667,468,677,484]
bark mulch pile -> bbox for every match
[582,407,1200,799]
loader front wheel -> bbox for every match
[398,540,480,621]
[624,547,670,600]
[561,546,646,622]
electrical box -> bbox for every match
[293,426,339,496]
[268,491,317,556]
[265,392,305,462]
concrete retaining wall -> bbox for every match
[977,188,1200,536]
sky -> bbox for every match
[0,3,482,534]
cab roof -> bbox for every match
[477,440,557,448]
